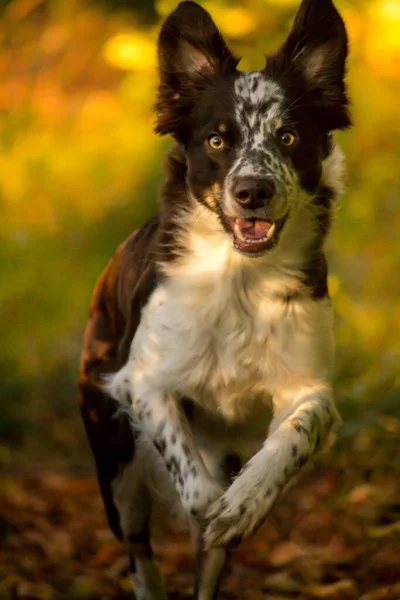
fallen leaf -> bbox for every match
[360,583,400,600]
[16,581,53,599]
[269,541,302,567]
[368,521,400,539]
[347,484,377,504]
[263,572,302,593]
[305,579,358,599]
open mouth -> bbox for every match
[224,215,287,255]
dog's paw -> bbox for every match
[203,478,277,549]
[103,364,132,406]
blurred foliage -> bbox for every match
[92,0,157,19]
[0,0,399,464]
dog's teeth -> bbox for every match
[233,221,274,245]
[234,223,247,243]
[267,223,276,239]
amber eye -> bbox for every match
[279,130,298,147]
[208,134,224,150]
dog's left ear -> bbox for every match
[155,1,238,138]
[268,0,351,130]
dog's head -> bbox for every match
[155,0,350,257]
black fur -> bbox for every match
[266,0,351,131]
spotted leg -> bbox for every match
[204,385,341,548]
[106,368,224,521]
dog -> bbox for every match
[79,0,351,597]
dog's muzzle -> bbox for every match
[223,214,287,256]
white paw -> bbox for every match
[204,474,278,549]
[103,364,132,405]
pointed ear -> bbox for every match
[267,0,351,130]
[155,1,238,138]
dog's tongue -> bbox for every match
[236,218,272,240]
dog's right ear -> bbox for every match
[154,1,238,138]
[267,0,351,130]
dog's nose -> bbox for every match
[232,177,276,210]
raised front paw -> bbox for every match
[204,479,277,549]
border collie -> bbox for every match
[79,0,351,597]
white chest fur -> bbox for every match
[129,225,334,423]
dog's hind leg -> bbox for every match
[79,381,166,600]
[191,522,228,600]
[112,455,167,600]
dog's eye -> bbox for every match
[279,130,298,147]
[208,134,224,150]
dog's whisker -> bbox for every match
[280,91,311,121]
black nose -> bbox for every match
[232,177,276,210]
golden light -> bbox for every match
[380,0,400,19]
[263,0,298,5]
[365,0,400,77]
[156,1,257,38]
[372,0,400,49]
[342,9,365,44]
[156,0,178,16]
[103,32,156,72]
[328,275,340,298]
[202,4,257,38]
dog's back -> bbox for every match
[78,217,158,528]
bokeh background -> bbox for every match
[1,0,399,468]
[0,1,400,599]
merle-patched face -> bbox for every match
[155,0,350,256]
[185,70,331,254]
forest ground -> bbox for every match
[1,418,399,600]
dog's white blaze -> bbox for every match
[223,72,300,219]
[235,72,282,110]
[231,73,283,178]
[234,73,282,147]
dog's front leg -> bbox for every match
[108,366,223,519]
[139,390,224,518]
[204,385,340,548]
